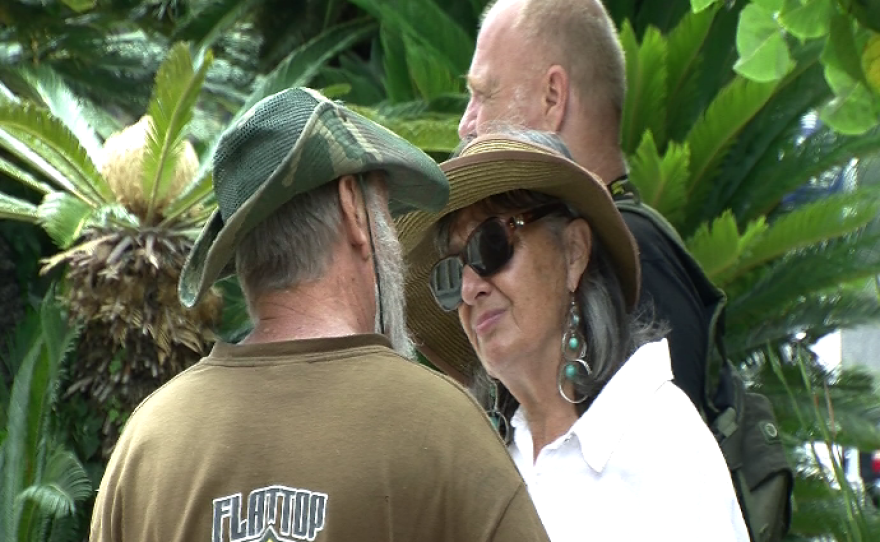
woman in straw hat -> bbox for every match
[397,131,749,541]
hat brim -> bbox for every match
[398,144,640,383]
[179,93,449,309]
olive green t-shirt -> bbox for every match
[89,334,549,542]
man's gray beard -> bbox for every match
[370,203,416,360]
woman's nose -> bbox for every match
[459,264,489,306]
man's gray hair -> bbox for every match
[484,0,627,120]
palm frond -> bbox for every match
[142,43,213,225]
[17,66,102,166]
[0,193,38,222]
[0,155,52,195]
[0,319,47,540]
[349,105,460,153]
[627,130,690,225]
[17,449,91,519]
[348,0,474,80]
[664,5,717,143]
[192,18,376,190]
[685,210,749,280]
[712,46,829,224]
[403,33,461,100]
[619,23,668,154]
[381,25,416,102]
[719,190,880,285]
[681,76,778,236]
[0,103,107,206]
[733,124,880,223]
[171,0,265,57]
[726,224,880,324]
[727,288,880,358]
[36,192,93,250]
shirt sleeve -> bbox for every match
[490,485,551,541]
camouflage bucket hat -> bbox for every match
[179,87,449,308]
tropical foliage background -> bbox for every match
[2,0,880,540]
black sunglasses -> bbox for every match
[429,203,570,311]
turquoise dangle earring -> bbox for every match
[487,378,510,442]
[558,293,590,404]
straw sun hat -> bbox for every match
[397,134,640,383]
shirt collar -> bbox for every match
[510,339,673,472]
[573,338,672,473]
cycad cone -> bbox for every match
[99,115,198,218]
[862,33,880,94]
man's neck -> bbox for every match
[241,267,375,345]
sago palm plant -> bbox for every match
[0,43,223,454]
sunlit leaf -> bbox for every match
[627,131,690,225]
[819,63,879,135]
[685,210,741,279]
[779,0,833,40]
[142,43,213,225]
[734,3,795,82]
[36,192,92,249]
[620,23,668,154]
[690,0,720,12]
[0,193,38,222]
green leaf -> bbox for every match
[0,155,52,195]
[620,23,668,154]
[171,0,265,57]
[627,131,690,225]
[682,76,778,236]
[779,0,834,40]
[819,63,879,135]
[18,449,91,519]
[403,34,461,100]
[753,0,784,11]
[348,105,461,153]
[17,66,103,166]
[59,0,96,11]
[0,193,38,222]
[666,6,718,142]
[36,192,92,250]
[382,26,416,102]
[0,103,107,206]
[685,210,742,279]
[690,0,720,12]
[160,172,215,229]
[348,0,474,78]
[721,191,880,284]
[822,13,867,86]
[142,43,213,225]
[734,3,795,82]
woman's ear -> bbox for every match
[337,175,371,259]
[564,218,592,291]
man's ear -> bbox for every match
[564,218,592,292]
[543,65,569,132]
[338,175,371,259]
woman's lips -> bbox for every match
[474,309,504,336]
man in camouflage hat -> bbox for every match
[89,87,550,542]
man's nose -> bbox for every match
[459,100,477,140]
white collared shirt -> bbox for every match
[509,339,749,542]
